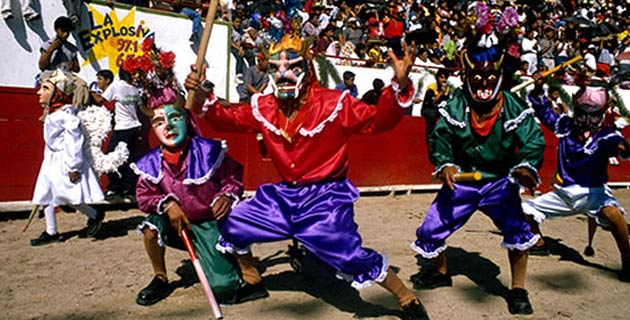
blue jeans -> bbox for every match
[179,7,201,34]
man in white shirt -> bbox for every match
[583,44,598,73]
[100,69,142,200]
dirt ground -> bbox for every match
[2,189,630,320]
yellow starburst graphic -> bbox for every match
[82,5,153,74]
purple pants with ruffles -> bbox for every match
[219,178,387,288]
[412,177,538,258]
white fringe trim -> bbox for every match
[136,220,166,247]
[554,114,571,138]
[502,233,540,251]
[78,105,130,175]
[391,79,417,108]
[432,163,461,177]
[200,96,218,117]
[182,141,227,185]
[157,194,179,215]
[410,242,448,259]
[583,132,624,155]
[438,107,467,128]
[299,91,348,137]
[251,94,283,136]
[130,162,164,184]
[210,192,241,209]
[504,109,534,132]
[333,254,389,290]
[509,162,541,187]
[215,237,251,255]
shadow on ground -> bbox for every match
[56,215,145,242]
[168,245,402,319]
[542,236,614,273]
[411,246,510,305]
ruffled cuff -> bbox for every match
[410,241,448,259]
[502,233,540,251]
[200,94,219,117]
[136,220,166,247]
[432,163,461,177]
[210,192,240,210]
[215,235,251,255]
[390,77,416,108]
[157,194,180,215]
[509,162,541,187]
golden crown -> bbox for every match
[269,34,303,55]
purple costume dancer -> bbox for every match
[410,3,544,316]
[524,80,630,282]
[186,12,430,318]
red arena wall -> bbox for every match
[3,86,630,201]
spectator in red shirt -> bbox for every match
[382,7,404,56]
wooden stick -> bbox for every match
[181,228,223,319]
[432,171,483,182]
[22,204,40,232]
[510,55,583,93]
[185,0,219,110]
[453,172,482,182]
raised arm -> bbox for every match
[527,72,559,131]
[339,43,416,134]
[184,64,260,133]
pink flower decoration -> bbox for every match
[500,8,519,28]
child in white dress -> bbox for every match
[31,69,105,246]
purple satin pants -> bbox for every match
[219,179,387,287]
[413,177,538,258]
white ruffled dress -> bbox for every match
[32,105,104,206]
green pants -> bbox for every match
[141,214,241,301]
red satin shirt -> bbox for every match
[200,83,414,186]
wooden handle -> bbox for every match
[510,55,583,93]
[22,204,40,232]
[185,0,219,110]
[453,172,482,182]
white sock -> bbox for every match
[44,205,57,235]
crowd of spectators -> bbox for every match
[102,0,630,88]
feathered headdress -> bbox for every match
[461,2,522,93]
[39,69,90,121]
[121,38,177,94]
[121,38,186,114]
[464,2,520,63]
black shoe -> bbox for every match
[507,288,533,315]
[583,245,595,257]
[411,270,452,290]
[401,300,430,320]
[105,190,123,201]
[122,190,136,203]
[86,211,105,238]
[30,231,60,246]
[529,243,550,256]
[136,276,172,306]
[234,281,269,304]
